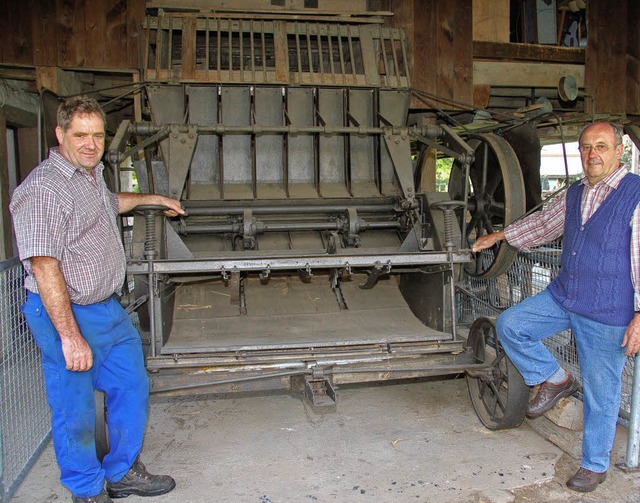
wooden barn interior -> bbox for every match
[0,0,639,261]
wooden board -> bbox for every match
[473,41,585,64]
[163,273,450,353]
[474,60,584,88]
[628,1,640,115]
[585,0,628,115]
[472,0,509,43]
[0,0,145,69]
[387,0,473,111]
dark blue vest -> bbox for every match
[548,172,640,326]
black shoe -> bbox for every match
[106,460,176,498]
[72,490,113,502]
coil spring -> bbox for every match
[442,209,455,250]
[144,211,157,258]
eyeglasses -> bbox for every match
[578,143,618,154]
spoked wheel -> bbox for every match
[448,133,526,278]
[466,317,529,430]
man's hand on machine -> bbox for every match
[472,230,505,253]
[154,195,186,218]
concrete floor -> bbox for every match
[11,376,640,503]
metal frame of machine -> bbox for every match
[105,12,530,430]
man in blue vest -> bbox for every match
[472,121,640,493]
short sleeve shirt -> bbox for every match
[9,148,126,305]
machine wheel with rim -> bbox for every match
[448,133,526,278]
[466,317,529,430]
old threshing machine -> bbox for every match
[107,13,529,430]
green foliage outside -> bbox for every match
[435,157,454,192]
[621,139,633,169]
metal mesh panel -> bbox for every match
[0,258,50,502]
[458,239,635,417]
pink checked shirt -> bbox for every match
[504,167,640,311]
[10,148,126,305]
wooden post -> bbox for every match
[0,112,12,260]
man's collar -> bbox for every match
[580,166,628,189]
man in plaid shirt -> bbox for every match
[473,121,640,493]
[10,96,184,503]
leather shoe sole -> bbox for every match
[107,478,175,499]
[526,373,578,419]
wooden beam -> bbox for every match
[472,0,509,43]
[180,17,198,80]
[417,147,436,192]
[0,66,37,82]
[146,0,382,14]
[437,1,473,105]
[0,113,12,260]
[273,21,290,83]
[35,66,60,93]
[474,61,584,88]
[585,0,628,114]
[473,41,585,64]
[627,0,640,115]
[394,0,472,110]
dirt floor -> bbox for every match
[11,376,640,503]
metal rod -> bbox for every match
[127,251,474,275]
[624,353,640,468]
[181,220,400,234]
[151,370,306,394]
[150,362,491,394]
[131,122,444,138]
[184,204,398,215]
[378,25,390,86]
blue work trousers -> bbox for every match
[496,289,627,473]
[22,292,150,498]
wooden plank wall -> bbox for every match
[585,0,639,116]
[384,0,473,110]
[0,0,145,69]
[626,0,640,115]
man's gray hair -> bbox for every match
[578,121,624,146]
[57,96,107,132]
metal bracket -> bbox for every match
[345,207,361,247]
[359,261,391,290]
[303,374,337,408]
[243,209,256,250]
[229,270,241,305]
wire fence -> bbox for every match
[458,240,636,419]
[0,258,50,502]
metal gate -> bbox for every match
[0,258,50,502]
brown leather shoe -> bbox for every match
[526,372,578,418]
[566,467,607,492]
